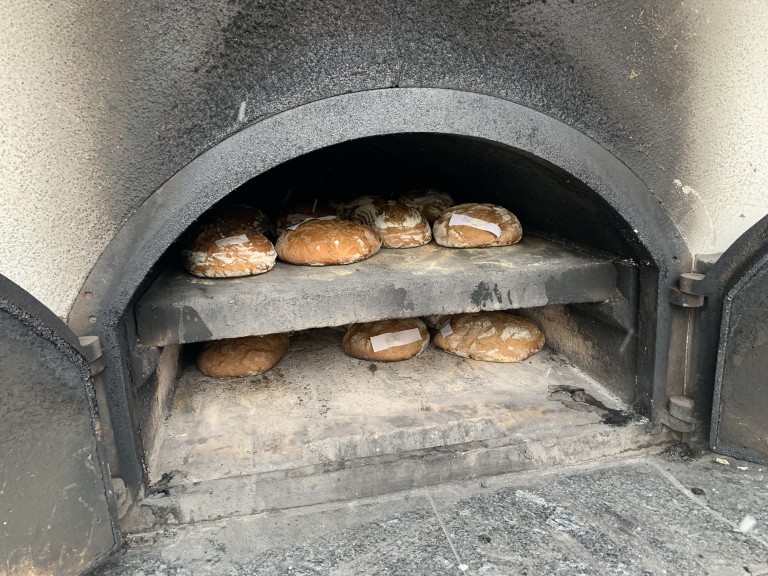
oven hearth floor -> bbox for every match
[134,329,672,531]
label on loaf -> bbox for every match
[369,328,423,352]
[439,322,453,337]
[215,234,250,247]
[286,215,337,231]
[448,213,502,238]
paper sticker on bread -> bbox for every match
[343,318,430,361]
[433,203,522,248]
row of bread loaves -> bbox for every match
[197,312,544,378]
[184,191,522,277]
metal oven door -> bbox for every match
[0,275,118,574]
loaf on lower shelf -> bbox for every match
[343,318,430,362]
[433,311,544,362]
[197,333,290,378]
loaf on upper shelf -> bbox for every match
[433,311,544,362]
[399,189,454,224]
[197,333,290,378]
[343,318,430,362]
[352,200,432,248]
[184,222,276,278]
[275,217,381,265]
[433,203,522,248]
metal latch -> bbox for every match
[78,335,105,376]
[668,272,706,308]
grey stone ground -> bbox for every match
[94,447,768,576]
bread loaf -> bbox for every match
[399,189,454,224]
[275,218,381,265]
[185,222,276,278]
[433,312,544,362]
[353,201,432,248]
[343,318,430,361]
[433,203,522,248]
[197,333,290,378]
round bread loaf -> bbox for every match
[433,203,522,248]
[433,312,544,362]
[399,189,454,224]
[197,333,290,378]
[353,201,432,248]
[275,218,381,265]
[275,202,336,236]
[343,318,430,362]
[185,222,276,278]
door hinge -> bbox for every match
[668,272,706,308]
[79,335,105,376]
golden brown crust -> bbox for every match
[352,202,432,248]
[197,333,290,378]
[343,318,430,362]
[275,218,381,265]
[399,189,454,224]
[433,312,544,362]
[185,222,276,278]
[433,203,522,248]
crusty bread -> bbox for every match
[185,222,276,278]
[433,203,522,248]
[352,201,432,248]
[332,195,383,219]
[433,311,544,362]
[275,202,336,236]
[275,218,381,265]
[197,333,290,378]
[343,318,430,362]
[399,189,454,224]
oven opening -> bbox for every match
[121,133,666,529]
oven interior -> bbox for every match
[118,133,666,528]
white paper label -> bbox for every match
[448,213,502,237]
[215,234,250,247]
[439,322,453,338]
[287,215,336,231]
[369,328,423,352]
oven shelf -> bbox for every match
[135,236,618,346]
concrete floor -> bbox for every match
[94,446,768,575]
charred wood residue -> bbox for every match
[547,384,638,426]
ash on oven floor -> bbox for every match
[148,328,635,485]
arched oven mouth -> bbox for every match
[67,89,686,532]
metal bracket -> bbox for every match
[78,335,105,376]
[659,408,696,433]
[668,272,706,308]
